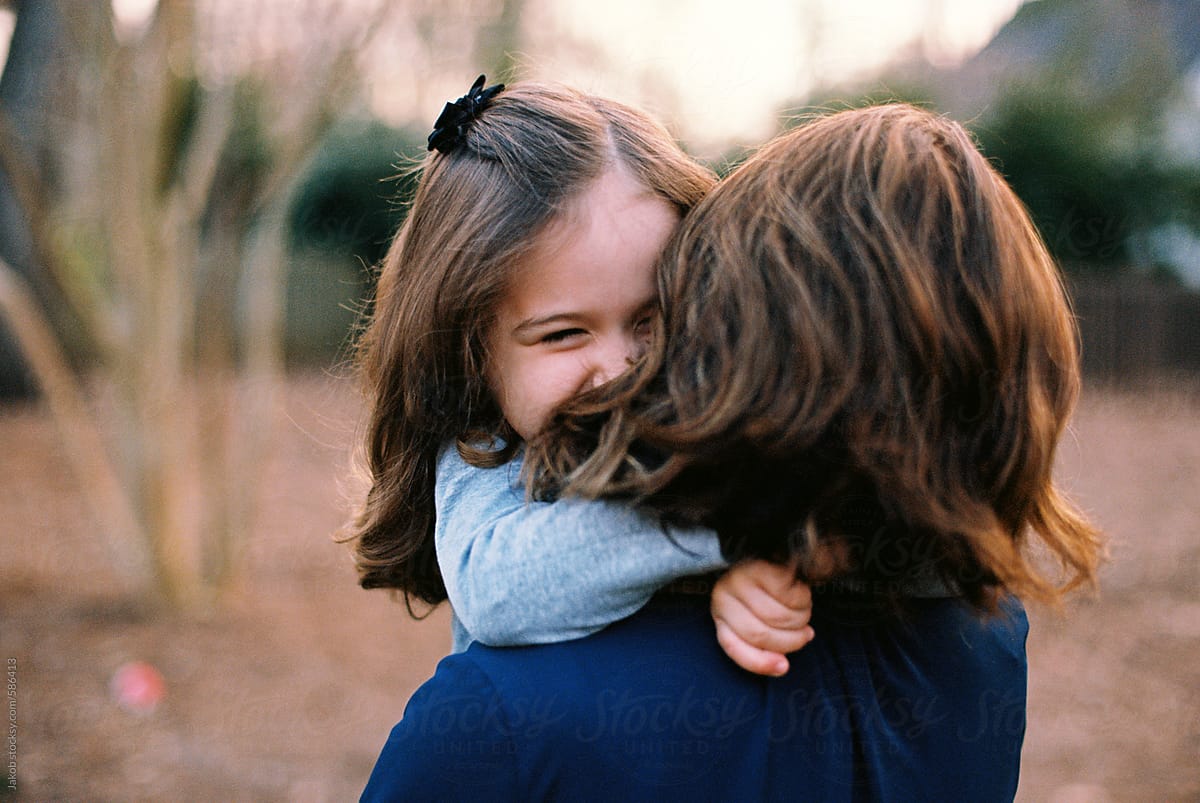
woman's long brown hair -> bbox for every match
[345,81,715,606]
[529,103,1105,610]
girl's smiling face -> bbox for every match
[488,165,679,441]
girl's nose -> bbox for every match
[590,334,642,387]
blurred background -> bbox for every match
[0,0,1197,800]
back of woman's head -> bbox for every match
[541,103,1103,609]
[350,80,715,602]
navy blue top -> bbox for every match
[362,592,1027,802]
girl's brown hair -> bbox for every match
[530,103,1104,610]
[347,81,716,604]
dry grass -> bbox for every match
[1,375,1197,801]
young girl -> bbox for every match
[348,77,813,676]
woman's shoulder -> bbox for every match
[367,595,1027,801]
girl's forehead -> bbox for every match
[539,167,668,245]
[498,174,677,312]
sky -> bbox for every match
[526,0,1026,151]
[0,0,1028,154]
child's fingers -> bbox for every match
[712,591,815,655]
[729,559,813,612]
[769,576,813,612]
[713,619,790,677]
[733,581,813,632]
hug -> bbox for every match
[349,77,1105,801]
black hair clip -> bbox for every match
[427,74,505,154]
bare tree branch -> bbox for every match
[0,257,151,593]
[253,0,393,212]
[0,105,117,354]
[173,85,236,226]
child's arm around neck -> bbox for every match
[435,445,728,651]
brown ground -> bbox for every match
[1,374,1197,802]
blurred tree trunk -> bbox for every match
[0,0,391,607]
[0,259,151,586]
[0,0,63,399]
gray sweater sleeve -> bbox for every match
[435,447,728,650]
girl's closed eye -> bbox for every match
[541,327,588,344]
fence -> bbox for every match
[1068,276,1200,383]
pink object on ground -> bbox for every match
[110,661,166,713]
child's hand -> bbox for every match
[711,559,814,677]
